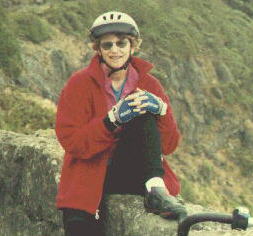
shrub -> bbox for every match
[198,161,214,184]
[232,148,253,177]
[0,7,23,78]
[13,11,53,43]
[180,178,199,203]
[0,86,55,134]
[43,2,89,37]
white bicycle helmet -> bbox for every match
[89,11,140,40]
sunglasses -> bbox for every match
[100,39,129,50]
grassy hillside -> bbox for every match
[0,0,253,214]
[1,0,253,103]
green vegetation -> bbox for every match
[181,178,199,203]
[12,11,53,43]
[0,86,55,134]
[0,6,23,78]
[223,0,253,17]
[232,148,253,177]
[43,2,89,37]
[198,161,214,184]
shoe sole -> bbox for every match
[145,207,177,219]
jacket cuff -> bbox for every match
[103,115,121,132]
[160,102,168,116]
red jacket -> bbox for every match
[55,55,181,215]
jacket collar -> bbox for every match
[86,54,153,87]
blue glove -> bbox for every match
[107,90,167,127]
[108,97,142,125]
[144,91,167,116]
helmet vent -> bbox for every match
[110,14,114,19]
[103,16,106,20]
[118,15,122,20]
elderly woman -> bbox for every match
[55,11,187,236]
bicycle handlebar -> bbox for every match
[177,213,233,236]
[177,207,253,236]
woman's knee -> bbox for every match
[126,113,158,131]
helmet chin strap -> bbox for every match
[99,51,132,77]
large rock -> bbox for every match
[104,194,178,236]
[0,129,252,236]
[0,129,63,236]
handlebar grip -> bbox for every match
[248,217,253,228]
[232,207,251,230]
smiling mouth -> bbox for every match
[109,56,123,60]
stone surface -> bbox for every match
[0,129,63,236]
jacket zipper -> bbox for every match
[95,188,103,220]
[95,159,110,220]
[95,209,100,220]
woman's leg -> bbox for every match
[104,113,164,195]
[62,208,105,236]
[104,113,187,221]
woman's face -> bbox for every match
[98,34,134,69]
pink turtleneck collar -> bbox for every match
[101,63,140,110]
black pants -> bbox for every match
[62,113,164,236]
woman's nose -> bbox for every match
[110,43,118,52]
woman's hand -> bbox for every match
[125,88,149,114]
[107,88,167,126]
[126,88,167,116]
[108,89,148,124]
